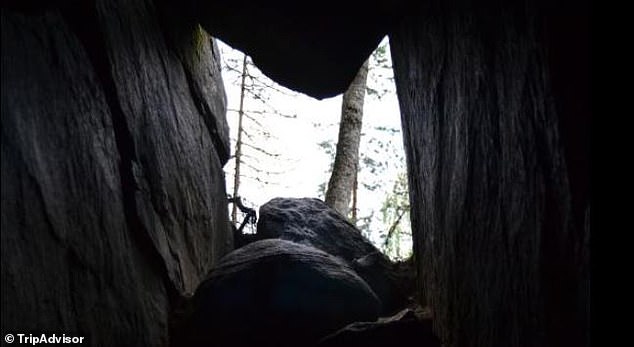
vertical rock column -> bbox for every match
[390,1,589,346]
[1,0,233,344]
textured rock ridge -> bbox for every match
[1,1,232,345]
[390,1,590,346]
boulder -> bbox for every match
[351,251,418,312]
[185,239,380,347]
[257,197,415,314]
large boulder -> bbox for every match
[257,197,415,315]
[257,198,377,260]
[185,239,380,347]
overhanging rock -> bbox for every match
[196,0,405,99]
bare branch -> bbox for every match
[383,208,407,248]
[241,174,279,186]
[240,152,263,163]
[239,161,286,175]
[244,73,298,96]
[243,112,266,129]
[241,141,281,158]
[231,108,298,119]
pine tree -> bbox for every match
[380,171,411,260]
[219,42,297,226]
[231,54,248,224]
[319,37,412,259]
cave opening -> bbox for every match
[218,36,414,263]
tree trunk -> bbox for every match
[351,170,358,223]
[231,54,248,224]
[325,59,369,218]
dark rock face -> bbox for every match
[185,239,380,347]
[257,197,415,315]
[1,1,232,345]
[319,308,441,347]
[351,252,417,313]
[390,1,590,347]
[258,198,377,260]
[195,1,406,99]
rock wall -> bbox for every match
[390,1,590,346]
[1,0,232,345]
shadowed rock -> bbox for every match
[319,308,441,347]
[1,2,232,344]
[185,239,380,347]
[257,197,415,315]
[391,1,590,346]
[196,1,407,99]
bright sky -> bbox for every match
[217,37,411,257]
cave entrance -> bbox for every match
[217,36,412,261]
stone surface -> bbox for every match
[351,251,417,314]
[319,308,440,347]
[1,1,232,345]
[196,1,407,99]
[184,239,380,347]
[390,1,590,346]
[257,197,415,315]
[92,0,231,295]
